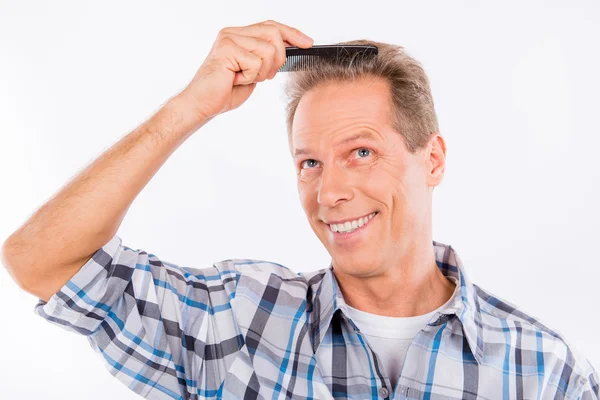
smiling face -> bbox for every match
[291,76,446,278]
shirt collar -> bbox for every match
[307,240,485,365]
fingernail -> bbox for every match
[301,33,313,43]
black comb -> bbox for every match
[278,44,378,72]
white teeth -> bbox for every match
[329,212,377,233]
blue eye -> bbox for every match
[300,149,371,170]
[357,148,371,158]
[301,159,318,169]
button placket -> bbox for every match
[379,387,389,398]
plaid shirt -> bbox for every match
[35,235,599,399]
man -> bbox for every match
[1,19,597,400]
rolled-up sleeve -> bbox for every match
[34,234,241,399]
[579,367,600,400]
[35,234,126,334]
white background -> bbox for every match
[1,0,598,398]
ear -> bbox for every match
[426,133,447,188]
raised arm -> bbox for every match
[1,96,199,302]
[1,20,313,303]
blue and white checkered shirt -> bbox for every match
[35,235,599,399]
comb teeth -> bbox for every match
[278,44,378,73]
[278,54,316,72]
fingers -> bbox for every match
[224,20,313,49]
[219,38,262,85]
[223,33,277,83]
[221,20,313,81]
[260,20,314,49]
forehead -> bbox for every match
[291,77,393,151]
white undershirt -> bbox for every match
[345,293,454,389]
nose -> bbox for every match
[317,164,354,208]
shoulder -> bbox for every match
[212,258,318,292]
[473,283,565,340]
[214,259,327,326]
[214,258,303,279]
[473,284,598,397]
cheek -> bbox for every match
[389,171,429,221]
[370,164,420,215]
[384,156,425,191]
[366,162,407,197]
[297,183,316,213]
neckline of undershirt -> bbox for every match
[344,287,455,339]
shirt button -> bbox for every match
[379,387,389,398]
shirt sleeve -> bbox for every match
[34,234,240,399]
[579,367,600,400]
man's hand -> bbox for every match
[1,20,313,302]
[178,20,313,124]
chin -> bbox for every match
[332,255,378,277]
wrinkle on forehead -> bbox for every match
[291,77,394,154]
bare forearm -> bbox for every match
[1,20,312,301]
[2,94,205,292]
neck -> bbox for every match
[333,239,455,318]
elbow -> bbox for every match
[1,236,36,293]
[1,239,51,301]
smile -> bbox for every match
[328,212,378,234]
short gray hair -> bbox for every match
[283,39,439,153]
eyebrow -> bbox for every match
[293,131,380,158]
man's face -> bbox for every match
[291,76,445,277]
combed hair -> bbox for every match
[284,40,439,153]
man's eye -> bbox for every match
[356,148,371,158]
[301,159,318,169]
